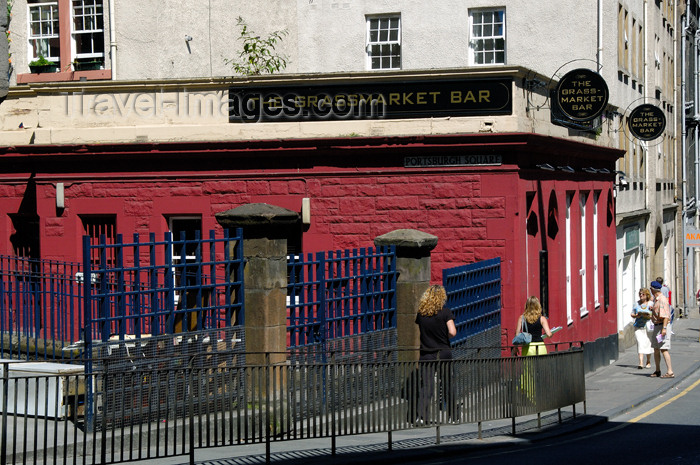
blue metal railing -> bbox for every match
[0,256,84,360]
[82,228,246,430]
[287,246,397,350]
[443,257,502,347]
[82,229,245,348]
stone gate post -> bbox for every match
[215,203,299,367]
[374,229,438,362]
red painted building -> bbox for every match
[0,132,622,368]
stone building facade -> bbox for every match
[0,0,687,363]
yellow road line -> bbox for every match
[468,376,700,461]
[627,376,700,423]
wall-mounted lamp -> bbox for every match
[56,183,65,209]
[301,197,311,225]
[184,35,193,42]
[615,170,628,188]
[536,163,555,171]
[557,165,575,173]
[597,168,611,174]
[582,167,598,174]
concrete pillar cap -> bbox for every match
[215,203,299,228]
[374,229,438,251]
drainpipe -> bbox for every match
[644,0,650,285]
[108,0,117,80]
[597,0,603,70]
[695,26,700,305]
[681,9,688,314]
[696,28,700,226]
[681,11,686,312]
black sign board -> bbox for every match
[229,78,512,122]
[554,68,609,122]
[628,104,665,141]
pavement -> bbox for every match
[156,308,700,465]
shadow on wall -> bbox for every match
[583,333,619,373]
[10,175,40,258]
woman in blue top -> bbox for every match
[631,288,653,369]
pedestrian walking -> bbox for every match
[650,280,674,378]
[656,276,671,300]
[515,296,552,402]
[631,288,653,369]
[515,296,552,356]
[415,284,457,423]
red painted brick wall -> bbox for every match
[0,134,621,347]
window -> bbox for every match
[28,2,60,62]
[168,216,202,311]
[469,8,505,65]
[579,192,588,317]
[82,215,116,268]
[366,16,401,70]
[22,0,107,83]
[72,0,104,62]
[593,192,600,307]
[566,193,573,325]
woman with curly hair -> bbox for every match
[415,285,457,423]
[516,296,552,356]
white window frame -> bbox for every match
[566,193,573,325]
[593,192,600,307]
[579,192,588,317]
[71,0,105,60]
[468,8,506,65]
[366,15,401,70]
[27,1,60,62]
[168,216,202,309]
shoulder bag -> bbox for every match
[512,317,532,346]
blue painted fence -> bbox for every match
[443,257,502,349]
[0,256,84,360]
[82,229,245,351]
[287,246,398,352]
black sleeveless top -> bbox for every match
[523,316,544,343]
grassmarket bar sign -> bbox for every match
[554,68,609,122]
[229,79,512,122]
[628,104,666,141]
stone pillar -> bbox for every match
[215,203,299,367]
[374,229,438,362]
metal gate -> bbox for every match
[286,246,398,360]
[81,229,246,429]
[443,257,502,352]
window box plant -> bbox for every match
[28,55,58,74]
[73,59,103,71]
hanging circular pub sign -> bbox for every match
[628,104,665,141]
[554,68,609,122]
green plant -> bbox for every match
[29,54,55,67]
[6,0,12,71]
[224,16,288,76]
